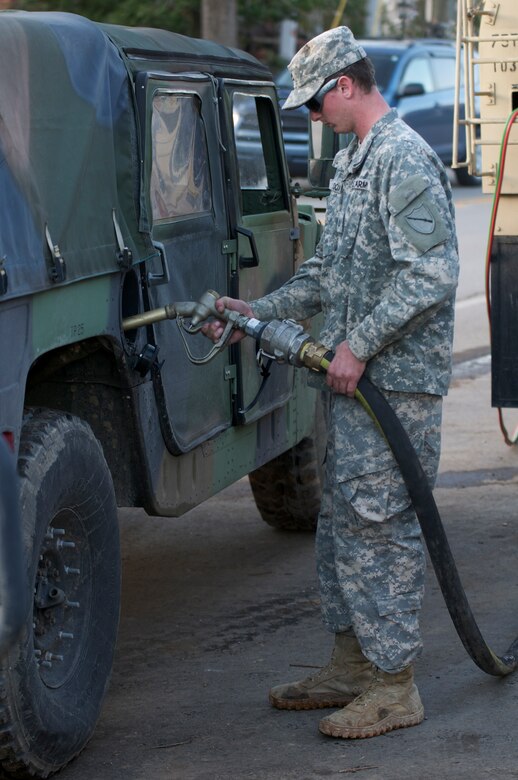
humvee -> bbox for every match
[0,10,324,778]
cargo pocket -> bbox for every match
[339,466,411,526]
[377,590,422,617]
[374,590,423,668]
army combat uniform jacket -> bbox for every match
[251,110,459,668]
[251,109,459,398]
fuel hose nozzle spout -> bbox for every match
[122,288,336,370]
[189,290,334,371]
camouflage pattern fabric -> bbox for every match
[251,110,459,397]
[283,26,366,110]
[317,389,442,671]
[250,108,459,672]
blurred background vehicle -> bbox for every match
[267,38,479,186]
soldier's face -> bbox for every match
[309,76,355,134]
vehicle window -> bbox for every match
[399,57,434,94]
[276,69,293,89]
[150,93,212,222]
[431,55,456,91]
[232,93,287,216]
[365,52,401,92]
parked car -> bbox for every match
[274,38,477,186]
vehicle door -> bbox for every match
[222,81,296,424]
[137,72,231,453]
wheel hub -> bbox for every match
[33,510,89,688]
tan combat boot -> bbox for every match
[269,634,374,711]
[318,665,424,738]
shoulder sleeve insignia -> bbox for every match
[405,204,436,235]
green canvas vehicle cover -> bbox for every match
[0,10,270,303]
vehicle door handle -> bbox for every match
[236,225,260,268]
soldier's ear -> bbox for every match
[337,75,354,98]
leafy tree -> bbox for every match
[12,0,368,62]
[13,0,200,35]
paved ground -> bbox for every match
[58,184,518,779]
[56,355,518,780]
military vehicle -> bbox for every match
[453,0,518,439]
[0,10,325,777]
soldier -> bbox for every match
[205,25,459,738]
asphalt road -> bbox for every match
[60,182,518,780]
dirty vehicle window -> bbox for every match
[232,93,286,215]
[150,93,212,221]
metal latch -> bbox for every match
[0,258,8,296]
[147,242,170,287]
[44,225,66,283]
[222,239,238,273]
[224,364,236,382]
[112,209,133,269]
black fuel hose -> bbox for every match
[227,311,517,675]
[319,349,517,676]
[356,375,518,676]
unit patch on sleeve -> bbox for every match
[404,204,436,235]
[389,174,450,254]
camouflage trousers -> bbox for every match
[316,388,443,672]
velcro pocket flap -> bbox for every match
[388,174,429,216]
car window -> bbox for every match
[399,57,434,94]
[431,55,456,91]
[364,52,400,92]
[150,93,212,222]
[276,69,293,89]
[232,92,287,216]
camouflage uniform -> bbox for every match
[251,93,459,671]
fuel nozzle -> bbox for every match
[121,289,334,374]
[189,290,220,328]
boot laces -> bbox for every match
[349,669,385,708]
[306,661,339,684]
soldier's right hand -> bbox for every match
[201,296,253,344]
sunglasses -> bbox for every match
[305,78,340,112]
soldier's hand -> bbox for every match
[201,296,253,345]
[326,340,366,397]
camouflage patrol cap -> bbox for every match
[283,26,367,110]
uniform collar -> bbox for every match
[335,108,398,173]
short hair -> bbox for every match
[336,57,377,93]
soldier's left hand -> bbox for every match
[326,341,366,397]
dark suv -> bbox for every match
[275,38,476,185]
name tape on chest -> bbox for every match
[352,178,370,191]
[330,177,370,194]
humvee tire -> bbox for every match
[249,399,327,532]
[0,410,120,778]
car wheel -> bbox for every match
[0,408,120,779]
[249,396,326,532]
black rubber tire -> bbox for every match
[0,409,120,779]
[249,398,326,532]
